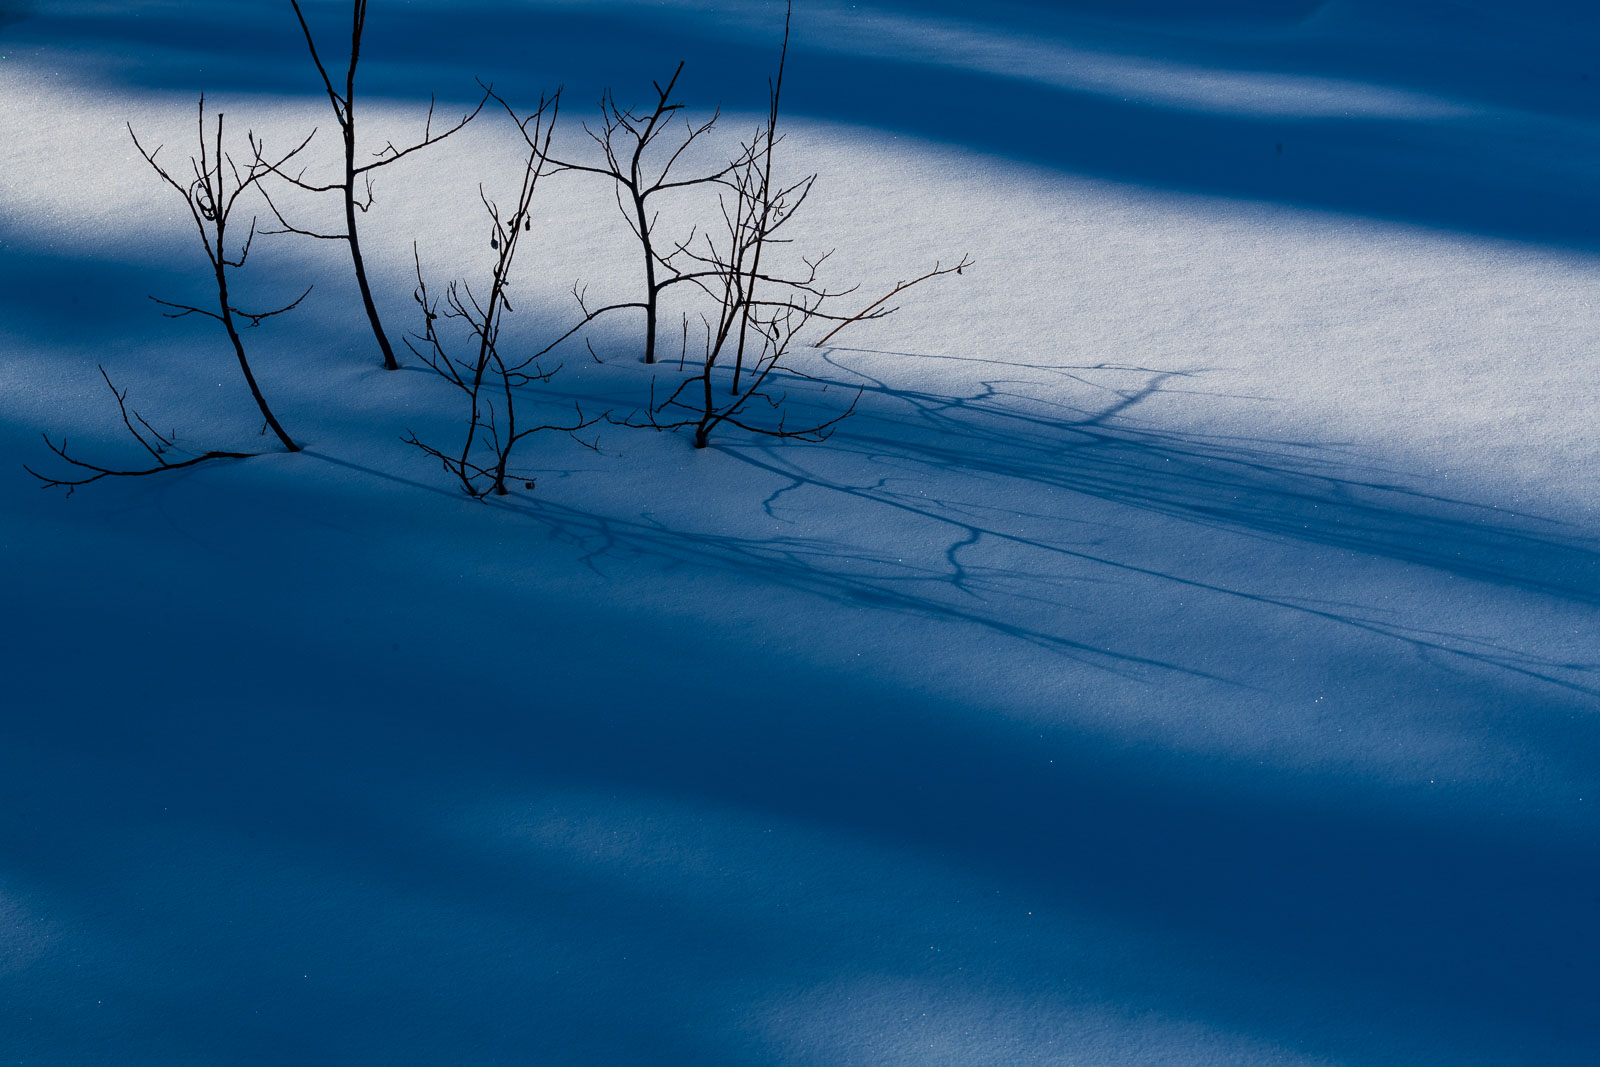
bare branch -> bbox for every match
[290,0,348,123]
[230,285,314,328]
[24,367,258,496]
[149,296,224,322]
[812,254,974,348]
[258,183,348,240]
[354,86,490,175]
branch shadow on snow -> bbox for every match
[4,224,1592,700]
[4,4,1599,1062]
[2,502,1597,1064]
[383,344,1599,696]
[4,309,1599,1063]
[783,347,1600,678]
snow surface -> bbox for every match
[1,1,1597,1063]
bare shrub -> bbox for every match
[403,93,601,497]
[28,97,313,494]
[635,6,973,448]
[268,0,488,371]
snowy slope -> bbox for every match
[2,1,1597,1064]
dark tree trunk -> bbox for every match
[345,127,399,370]
[214,232,298,453]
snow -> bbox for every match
[1,1,1597,1063]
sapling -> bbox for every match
[546,61,752,364]
[27,98,313,495]
[403,92,600,497]
[267,0,487,371]
[638,5,971,448]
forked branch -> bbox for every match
[547,61,756,363]
[405,91,608,496]
[812,255,974,348]
[24,367,257,497]
[281,0,489,370]
[126,96,306,455]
